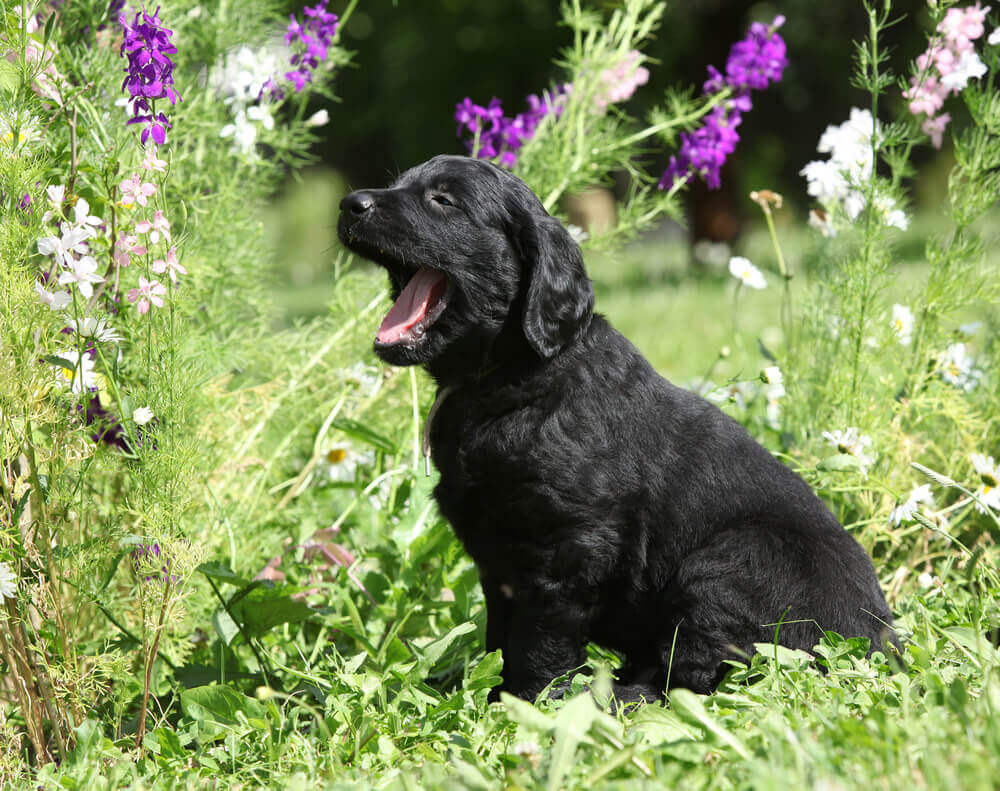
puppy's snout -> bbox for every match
[341,191,376,217]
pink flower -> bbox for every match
[141,147,167,172]
[127,276,167,314]
[151,246,186,283]
[113,234,148,267]
[922,113,952,149]
[904,74,948,116]
[119,173,157,207]
[938,4,990,49]
[595,50,650,109]
[135,210,172,245]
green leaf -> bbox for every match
[197,562,251,587]
[43,354,75,372]
[41,12,56,49]
[669,689,751,760]
[145,726,188,759]
[501,692,556,733]
[549,694,599,791]
[331,417,397,453]
[751,642,815,668]
[212,608,240,646]
[817,453,862,472]
[12,489,29,528]
[228,586,316,637]
[417,621,476,671]
[466,650,503,691]
[0,61,17,94]
[181,685,266,735]
[756,337,777,362]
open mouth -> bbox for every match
[375,267,451,346]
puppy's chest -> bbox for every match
[428,394,567,539]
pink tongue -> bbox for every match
[377,268,449,344]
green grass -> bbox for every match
[43,172,995,791]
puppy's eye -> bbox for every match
[432,194,454,207]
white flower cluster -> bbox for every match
[212,43,332,156]
[801,108,908,235]
[704,364,785,430]
[213,45,283,155]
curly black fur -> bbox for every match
[338,155,898,702]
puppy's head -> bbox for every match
[337,155,593,369]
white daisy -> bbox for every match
[889,484,934,526]
[68,317,122,343]
[821,427,876,474]
[728,256,767,290]
[938,343,981,391]
[989,27,1000,46]
[0,561,16,603]
[760,366,785,400]
[891,304,914,346]
[52,349,97,394]
[761,366,783,386]
[706,380,757,411]
[343,363,382,399]
[970,453,1000,514]
[323,446,375,483]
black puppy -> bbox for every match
[338,155,897,701]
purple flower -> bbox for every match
[119,5,180,145]
[76,398,130,452]
[723,17,788,93]
[455,86,568,168]
[19,193,32,212]
[283,0,339,92]
[660,16,787,191]
[659,106,743,191]
[132,542,176,583]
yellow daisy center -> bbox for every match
[326,449,347,464]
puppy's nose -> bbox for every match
[341,191,375,217]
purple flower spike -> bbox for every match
[660,16,787,191]
[454,86,568,168]
[282,0,339,93]
[119,5,180,145]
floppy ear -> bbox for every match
[519,216,594,359]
